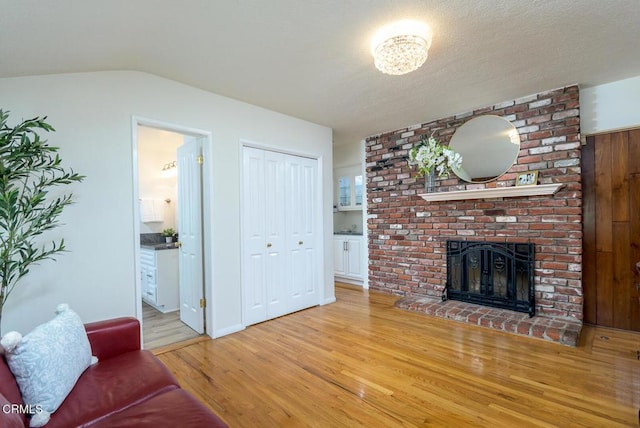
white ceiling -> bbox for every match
[1,0,639,146]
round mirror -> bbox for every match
[449,115,520,183]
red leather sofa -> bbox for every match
[0,317,227,427]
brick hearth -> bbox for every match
[396,295,582,346]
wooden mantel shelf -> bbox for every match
[418,183,565,202]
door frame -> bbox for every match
[359,139,369,289]
[132,116,214,344]
[239,139,325,327]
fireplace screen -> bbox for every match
[445,240,535,316]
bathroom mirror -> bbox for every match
[449,115,520,183]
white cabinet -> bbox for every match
[333,238,347,275]
[335,165,363,211]
[242,147,320,327]
[140,247,179,313]
[334,235,363,282]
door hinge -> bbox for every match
[197,155,204,165]
[199,298,206,308]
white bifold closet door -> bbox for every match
[242,146,319,326]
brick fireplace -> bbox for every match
[365,85,583,345]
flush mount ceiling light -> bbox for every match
[371,20,433,76]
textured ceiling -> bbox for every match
[1,0,639,146]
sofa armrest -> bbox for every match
[85,317,141,360]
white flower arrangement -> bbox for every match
[408,135,463,178]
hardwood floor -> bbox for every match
[158,284,640,427]
[142,303,200,350]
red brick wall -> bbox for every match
[365,85,582,321]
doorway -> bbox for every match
[583,129,640,331]
[134,120,210,349]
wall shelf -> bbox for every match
[418,183,565,202]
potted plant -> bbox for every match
[162,228,176,243]
[0,110,84,332]
[408,134,463,192]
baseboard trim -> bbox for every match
[212,323,245,338]
[334,276,363,286]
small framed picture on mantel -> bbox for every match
[516,170,539,186]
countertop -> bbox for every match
[140,232,178,251]
[141,243,179,251]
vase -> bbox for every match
[424,170,436,193]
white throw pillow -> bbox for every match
[0,304,97,427]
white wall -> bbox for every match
[333,143,362,168]
[581,75,640,135]
[0,71,334,336]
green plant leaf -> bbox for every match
[0,110,84,316]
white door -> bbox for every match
[242,147,319,326]
[346,238,362,277]
[264,151,287,318]
[242,147,268,325]
[242,147,289,325]
[286,155,318,311]
[177,137,205,334]
[334,237,346,276]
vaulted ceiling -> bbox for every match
[1,0,639,146]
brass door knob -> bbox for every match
[267,243,272,248]
[298,241,303,245]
